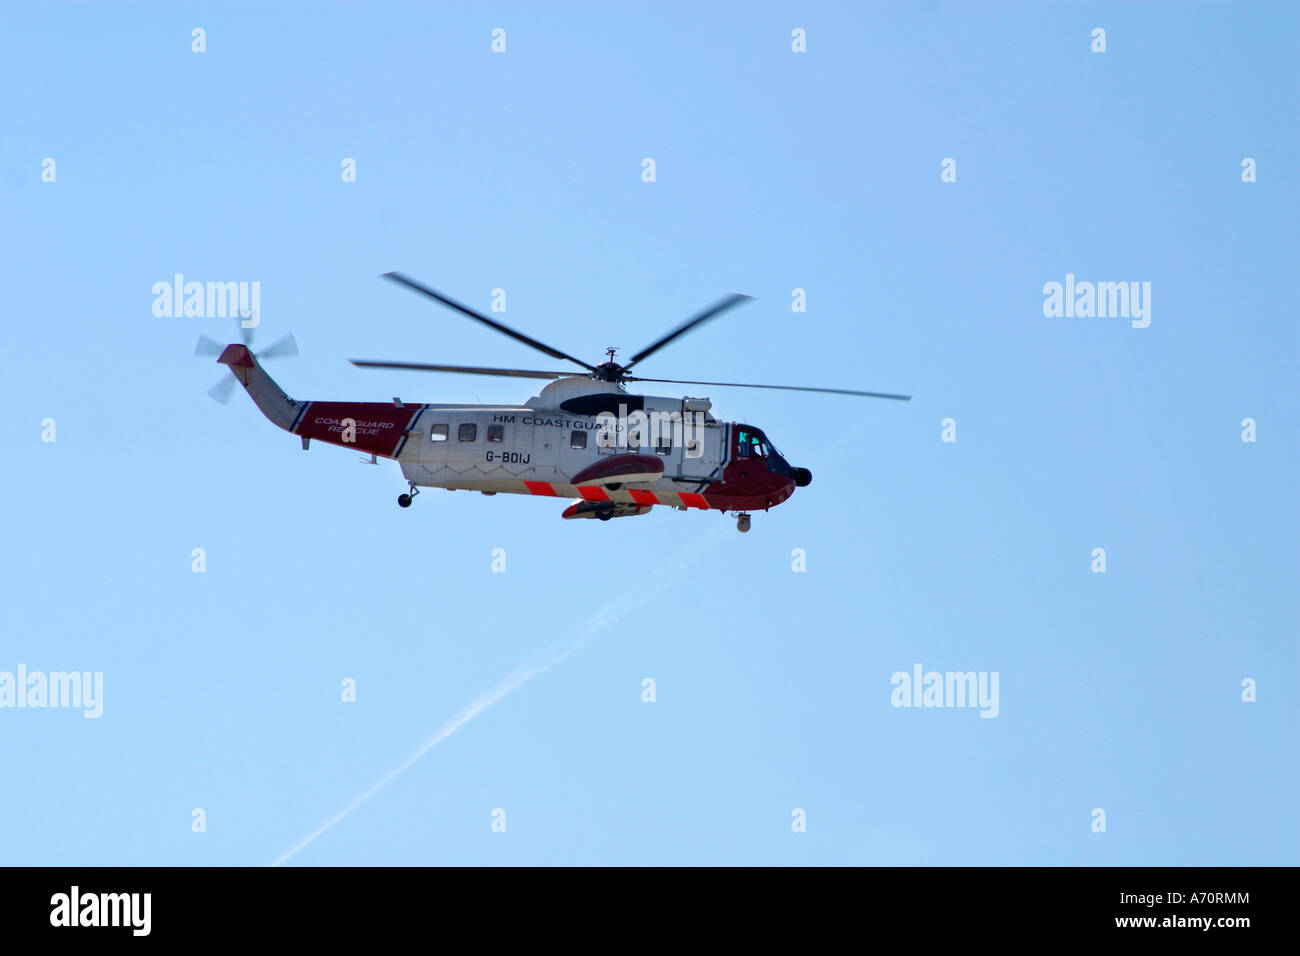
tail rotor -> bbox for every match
[196,323,298,404]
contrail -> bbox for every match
[271,526,724,866]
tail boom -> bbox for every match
[217,344,422,458]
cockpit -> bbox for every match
[735,424,811,488]
[735,427,777,459]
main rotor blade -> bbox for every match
[625,376,911,401]
[350,360,574,381]
[623,293,754,371]
[381,272,596,372]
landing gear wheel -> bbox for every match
[597,511,613,521]
[736,513,751,533]
[398,494,412,508]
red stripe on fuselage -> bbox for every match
[679,492,709,510]
[292,402,421,458]
[525,481,558,496]
[577,485,610,501]
[628,489,659,506]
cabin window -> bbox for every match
[458,423,477,442]
[570,430,587,450]
[487,424,504,443]
[429,424,448,442]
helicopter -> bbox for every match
[204,272,909,532]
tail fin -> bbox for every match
[217,344,301,432]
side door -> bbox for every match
[676,418,725,482]
[486,412,538,479]
[446,414,485,469]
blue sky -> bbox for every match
[1,1,1296,865]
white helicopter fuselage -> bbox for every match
[396,378,723,511]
